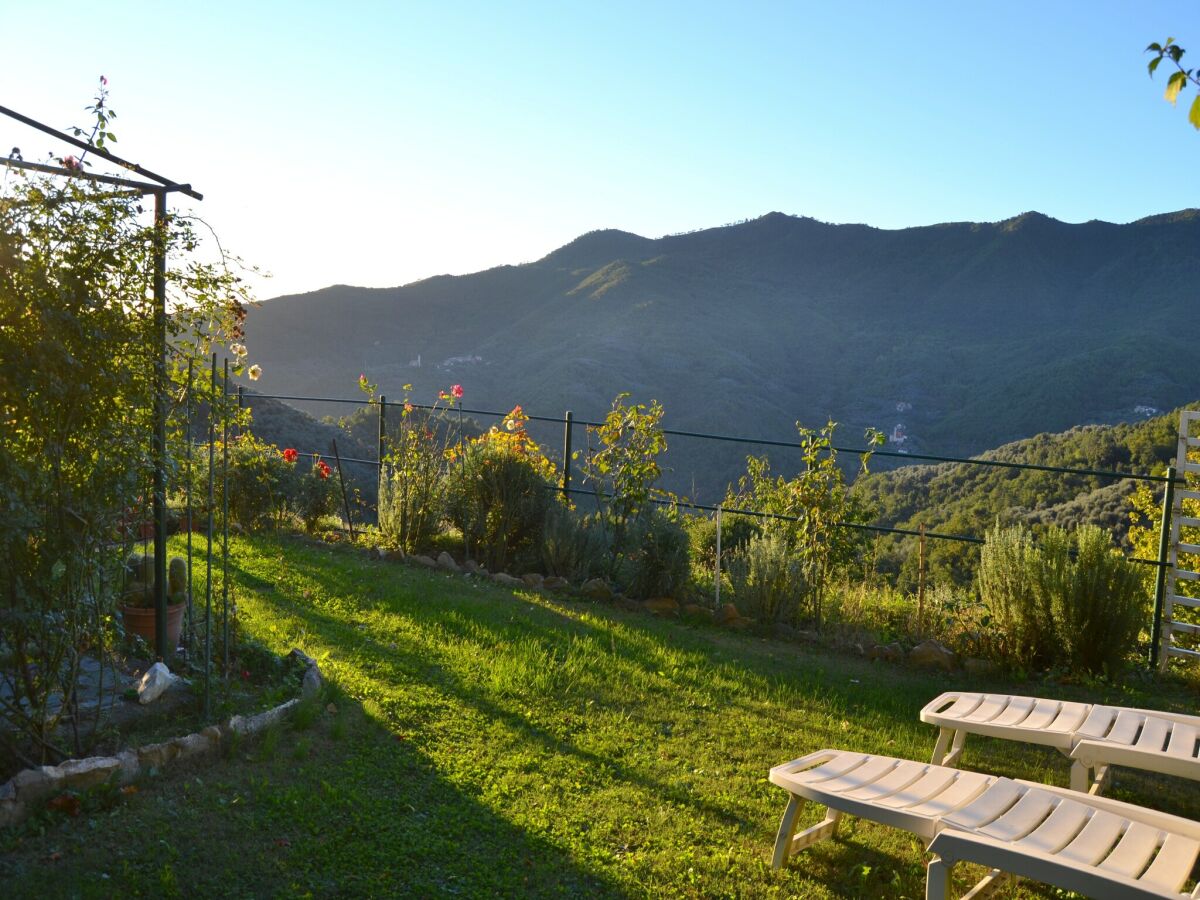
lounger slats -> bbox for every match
[907,771,997,819]
[961,694,1012,724]
[940,780,1023,830]
[1166,723,1198,760]
[1022,699,1065,731]
[843,760,928,802]
[1107,710,1146,746]
[977,791,1058,842]
[1055,810,1126,865]
[817,756,898,793]
[936,693,985,720]
[772,751,1200,897]
[1011,799,1090,854]
[1138,716,1172,752]
[1098,822,1163,878]
[877,767,960,810]
[992,696,1035,726]
[1140,833,1200,892]
[1077,705,1119,740]
[1046,702,1090,734]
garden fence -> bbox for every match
[242,388,1184,667]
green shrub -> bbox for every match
[445,406,559,572]
[617,508,691,599]
[219,434,292,530]
[977,523,1147,675]
[292,455,338,532]
[977,523,1055,668]
[685,511,760,568]
[1044,525,1147,676]
[727,531,810,624]
[724,421,882,630]
[541,506,610,582]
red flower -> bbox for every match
[451,384,464,399]
[281,448,298,463]
[316,460,331,480]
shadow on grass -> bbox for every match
[0,687,622,898]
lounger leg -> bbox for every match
[926,856,951,900]
[960,869,1012,898]
[944,730,968,767]
[1090,764,1112,796]
[931,728,954,765]
[771,795,842,870]
[1070,759,1091,794]
[772,795,803,870]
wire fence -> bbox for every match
[242,391,1177,567]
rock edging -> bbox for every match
[0,648,323,829]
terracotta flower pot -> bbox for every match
[120,602,187,648]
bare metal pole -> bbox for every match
[151,189,169,660]
[185,359,194,653]
[205,353,215,717]
[222,358,230,677]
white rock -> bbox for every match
[137,662,177,705]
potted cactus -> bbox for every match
[119,553,190,648]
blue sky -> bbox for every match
[1,1,1194,298]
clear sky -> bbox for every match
[2,1,1195,299]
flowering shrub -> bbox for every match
[293,455,338,531]
[446,406,560,571]
[373,382,458,551]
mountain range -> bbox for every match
[245,209,1200,500]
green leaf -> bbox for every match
[1147,42,1162,53]
[1165,71,1187,105]
[1148,56,1162,77]
[1190,94,1200,130]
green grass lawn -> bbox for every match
[3,533,1197,898]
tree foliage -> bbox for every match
[0,83,252,763]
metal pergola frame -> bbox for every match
[3,101,203,661]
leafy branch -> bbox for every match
[1147,37,1200,130]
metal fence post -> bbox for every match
[221,358,230,677]
[377,395,386,464]
[1150,464,1177,669]
[561,410,573,499]
[714,504,723,608]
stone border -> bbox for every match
[0,649,323,829]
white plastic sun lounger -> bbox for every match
[770,749,1200,898]
[921,692,1200,794]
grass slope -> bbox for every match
[4,535,1196,897]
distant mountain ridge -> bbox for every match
[246,209,1200,499]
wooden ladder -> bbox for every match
[1163,409,1200,668]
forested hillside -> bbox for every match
[853,408,1185,587]
[245,209,1200,500]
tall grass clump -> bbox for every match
[726,532,809,623]
[541,506,610,582]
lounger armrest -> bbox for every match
[768,749,845,785]
[919,692,968,724]
[928,829,1177,899]
[1071,739,1200,784]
